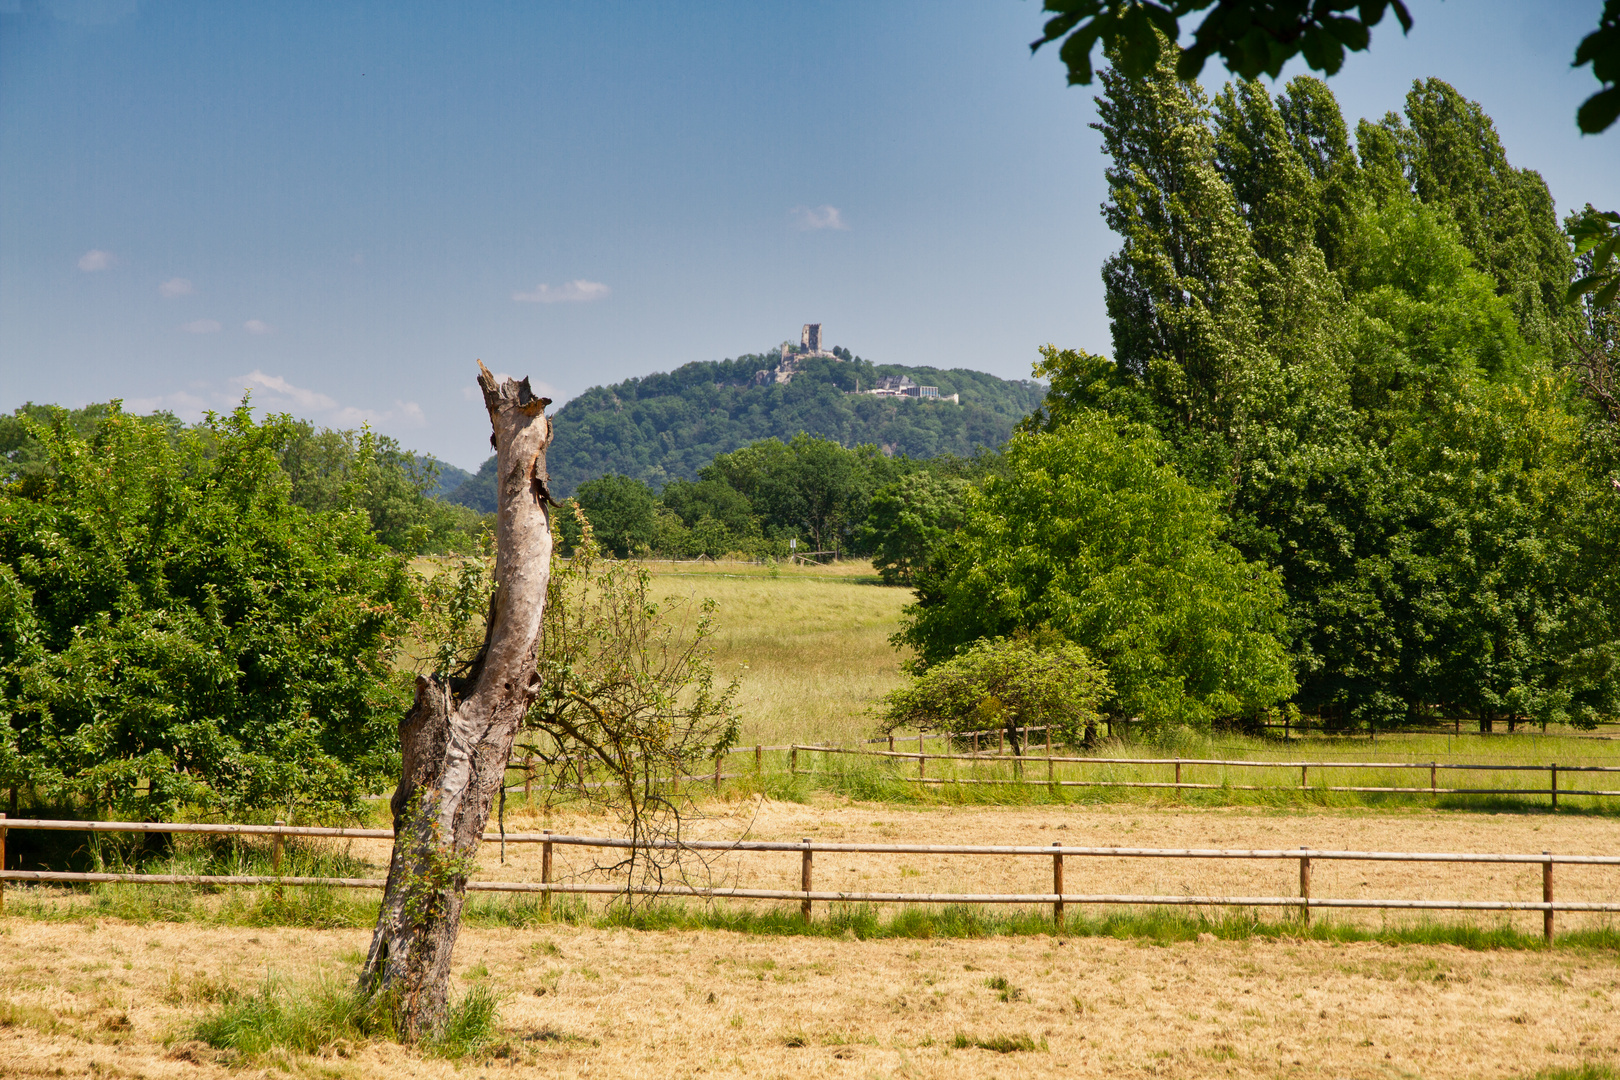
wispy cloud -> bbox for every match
[181,319,222,334]
[244,319,272,335]
[239,370,427,429]
[790,205,848,231]
[77,249,113,271]
[160,277,193,297]
[512,279,610,304]
[241,370,335,411]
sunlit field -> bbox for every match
[644,558,914,748]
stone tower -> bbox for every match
[801,323,821,352]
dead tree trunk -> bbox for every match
[360,363,554,1039]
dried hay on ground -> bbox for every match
[1,913,1616,1079]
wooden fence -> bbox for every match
[4,816,1619,943]
[788,741,1620,807]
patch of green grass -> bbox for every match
[984,975,1025,1002]
[186,973,396,1058]
[186,970,500,1062]
[581,899,1620,953]
[431,982,500,1058]
[1526,1066,1618,1080]
[951,1031,1045,1053]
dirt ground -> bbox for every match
[4,800,1619,1078]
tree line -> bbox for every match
[894,66,1620,735]
[557,432,988,581]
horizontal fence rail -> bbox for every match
[789,743,1620,805]
[1,818,1612,942]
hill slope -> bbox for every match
[450,352,1041,502]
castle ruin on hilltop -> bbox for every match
[753,324,957,402]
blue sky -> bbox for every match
[2,0,1615,470]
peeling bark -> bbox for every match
[360,362,554,1038]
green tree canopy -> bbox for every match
[861,472,972,586]
[1028,52,1620,731]
[898,415,1297,729]
[575,474,659,558]
[0,403,413,819]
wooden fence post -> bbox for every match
[541,830,553,916]
[524,752,533,805]
[0,812,6,915]
[1174,759,1182,796]
[714,754,723,793]
[1544,851,1554,945]
[755,745,763,776]
[888,734,895,753]
[1052,841,1064,931]
[801,839,813,923]
[919,750,926,780]
[790,747,798,774]
[1551,764,1558,810]
[1299,847,1311,925]
[1431,762,1437,794]
[272,820,285,900]
[1300,765,1308,791]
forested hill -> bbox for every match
[449,352,1044,503]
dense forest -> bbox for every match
[446,353,1045,504]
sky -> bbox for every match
[1,1,1616,471]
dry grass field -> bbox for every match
[3,899,1617,1079]
[6,802,1620,1077]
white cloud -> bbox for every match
[512,279,610,304]
[77,249,113,271]
[244,319,272,335]
[160,277,193,297]
[240,370,337,412]
[790,205,848,231]
[181,319,222,334]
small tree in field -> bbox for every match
[522,506,742,887]
[876,638,1111,752]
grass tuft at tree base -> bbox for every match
[184,970,501,1062]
